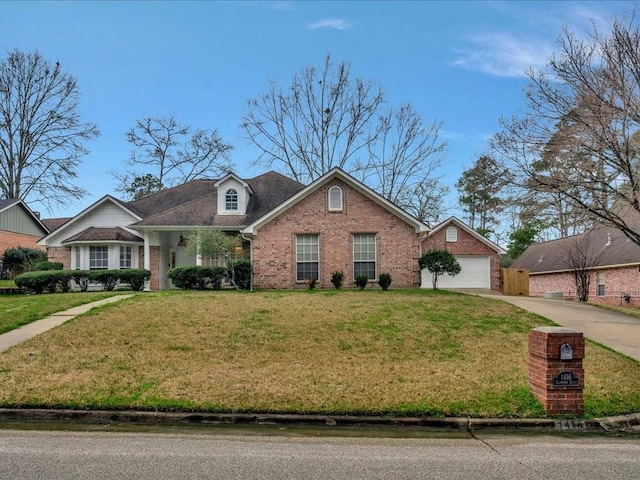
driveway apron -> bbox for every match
[476,292,640,362]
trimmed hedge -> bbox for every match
[14,268,151,293]
[229,260,252,290]
[34,261,64,271]
[167,266,227,290]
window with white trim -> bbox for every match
[225,189,238,211]
[296,234,319,282]
[89,246,109,270]
[353,233,376,280]
[597,272,606,296]
[446,226,458,242]
[120,246,132,269]
[328,185,343,211]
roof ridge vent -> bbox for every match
[606,232,611,246]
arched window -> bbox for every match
[225,189,238,211]
[328,185,343,211]
[446,226,458,242]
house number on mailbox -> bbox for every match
[553,371,580,387]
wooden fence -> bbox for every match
[501,268,529,296]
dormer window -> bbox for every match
[225,189,238,211]
[328,186,343,211]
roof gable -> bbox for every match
[427,217,506,254]
[0,198,49,236]
[38,195,142,246]
[243,168,429,235]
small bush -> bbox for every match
[34,261,63,271]
[118,269,151,291]
[2,247,47,277]
[355,275,369,290]
[331,271,344,289]
[90,270,120,291]
[307,277,317,290]
[229,260,252,290]
[14,270,74,294]
[72,270,92,292]
[378,273,392,291]
[167,266,226,290]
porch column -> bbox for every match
[196,231,202,266]
[144,231,151,291]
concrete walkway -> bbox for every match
[469,291,640,362]
[0,295,134,353]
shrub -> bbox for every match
[14,270,74,294]
[118,269,151,291]
[34,261,63,271]
[72,270,92,292]
[378,273,392,291]
[15,271,48,293]
[355,274,369,290]
[307,277,317,290]
[2,247,47,277]
[229,260,252,290]
[331,271,344,289]
[167,266,226,290]
[90,270,121,291]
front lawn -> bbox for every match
[0,289,638,418]
[0,291,128,334]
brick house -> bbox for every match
[511,222,640,306]
[420,217,504,290]
[0,199,50,273]
[38,168,494,290]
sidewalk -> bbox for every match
[0,294,134,353]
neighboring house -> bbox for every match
[0,199,50,259]
[511,224,640,306]
[420,217,505,291]
[38,168,494,291]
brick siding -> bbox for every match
[420,223,501,291]
[251,179,422,289]
[530,265,640,306]
[46,246,71,269]
[0,230,45,258]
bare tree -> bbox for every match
[359,103,448,223]
[562,233,603,301]
[0,49,99,209]
[241,55,448,220]
[114,116,233,197]
[491,13,640,245]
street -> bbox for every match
[1,428,639,479]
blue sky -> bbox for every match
[1,0,634,219]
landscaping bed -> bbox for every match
[0,289,638,418]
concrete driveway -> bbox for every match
[470,291,640,362]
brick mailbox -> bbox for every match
[528,327,584,415]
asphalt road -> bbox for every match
[1,429,639,479]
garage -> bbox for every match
[421,255,491,289]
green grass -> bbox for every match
[0,289,638,418]
[0,291,129,334]
[0,280,16,288]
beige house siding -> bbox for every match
[251,179,421,289]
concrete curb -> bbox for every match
[1,408,638,434]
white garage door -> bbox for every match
[421,255,490,289]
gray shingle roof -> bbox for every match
[128,171,305,228]
[511,224,640,273]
